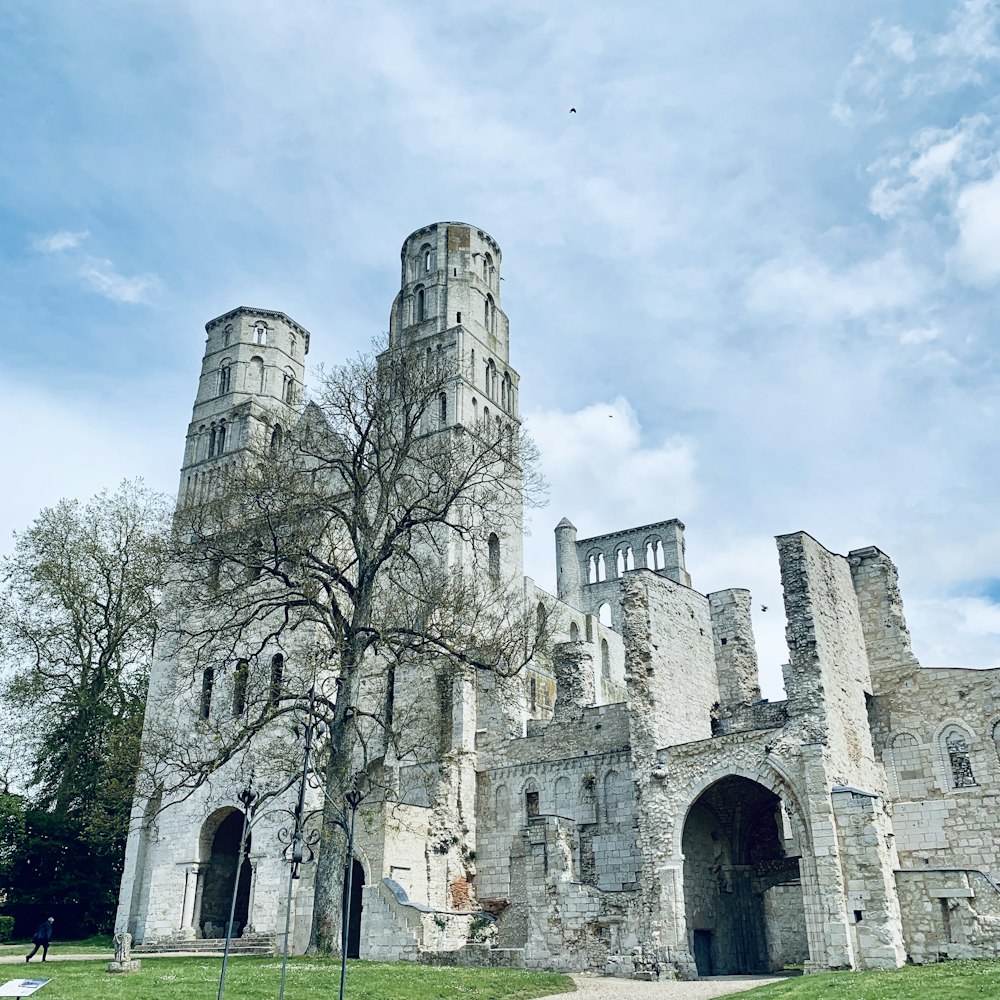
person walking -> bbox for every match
[25,917,54,962]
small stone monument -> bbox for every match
[107,931,141,974]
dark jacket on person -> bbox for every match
[32,922,52,944]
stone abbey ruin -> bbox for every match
[116,222,1000,978]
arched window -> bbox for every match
[601,639,610,678]
[535,602,547,642]
[270,424,283,453]
[421,243,433,273]
[232,660,249,716]
[616,548,625,577]
[484,295,491,330]
[254,323,268,345]
[588,555,597,584]
[485,294,496,333]
[416,287,426,322]
[471,397,478,422]
[598,603,612,627]
[282,369,295,403]
[486,359,496,398]
[502,373,513,412]
[626,546,635,570]
[438,391,447,428]
[488,532,500,583]
[941,725,977,788]
[993,721,1000,762]
[200,666,214,720]
[655,540,665,569]
[223,324,233,346]
[597,552,606,582]
[290,333,297,356]
[269,654,284,708]
[216,421,226,454]
[208,425,218,458]
[529,676,537,711]
[250,356,265,393]
[524,781,539,818]
[219,362,231,394]
[483,406,490,423]
[470,348,475,380]
[570,621,580,641]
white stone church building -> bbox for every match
[116,222,1000,978]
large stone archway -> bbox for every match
[681,775,807,975]
[197,808,252,938]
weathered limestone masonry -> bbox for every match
[118,221,1000,977]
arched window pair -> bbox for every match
[253,323,268,346]
[485,359,498,400]
[645,539,665,570]
[615,546,635,576]
[208,420,227,458]
[587,552,606,584]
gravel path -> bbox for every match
[538,973,783,999]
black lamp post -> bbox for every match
[339,771,369,1000]
[217,775,258,1000]
[277,686,324,1000]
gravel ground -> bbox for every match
[539,973,784,999]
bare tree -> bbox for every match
[151,339,549,952]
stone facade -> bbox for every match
[116,222,1000,977]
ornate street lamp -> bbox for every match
[339,771,369,1000]
[217,775,258,1000]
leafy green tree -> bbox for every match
[0,481,169,933]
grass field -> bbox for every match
[0,955,575,1000]
[737,958,1000,999]
[0,935,111,957]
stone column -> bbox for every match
[179,864,201,937]
[245,859,260,935]
[830,787,906,970]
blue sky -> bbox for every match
[2,0,999,696]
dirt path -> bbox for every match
[539,973,783,999]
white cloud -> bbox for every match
[522,397,699,588]
[834,2,1000,124]
[899,326,940,345]
[910,595,1000,669]
[950,169,1000,285]
[32,229,89,253]
[746,249,925,324]
[78,257,162,304]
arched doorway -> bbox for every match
[682,775,806,976]
[198,810,252,938]
[345,859,365,958]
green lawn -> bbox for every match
[0,935,111,957]
[738,959,1000,999]
[0,956,574,1000]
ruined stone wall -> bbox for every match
[777,532,884,793]
[872,666,1000,877]
[475,748,638,902]
[622,571,719,750]
[709,588,761,709]
[897,869,1000,963]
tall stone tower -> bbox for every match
[388,222,523,578]
[178,307,310,505]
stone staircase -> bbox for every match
[134,933,276,957]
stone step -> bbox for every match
[135,935,276,957]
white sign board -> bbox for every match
[0,979,51,997]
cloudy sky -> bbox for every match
[2,0,999,696]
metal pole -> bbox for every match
[338,797,358,1000]
[277,857,297,1000]
[218,782,256,1000]
[278,687,319,1000]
